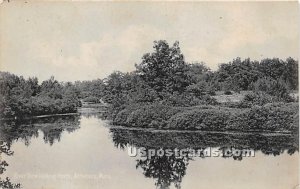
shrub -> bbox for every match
[228,103,298,132]
[112,102,298,133]
[113,103,183,128]
[239,91,295,108]
[113,104,141,125]
[186,82,207,97]
[166,108,232,130]
[207,90,216,96]
[239,92,278,107]
[224,91,233,95]
[160,92,218,107]
[82,96,100,103]
[252,77,294,101]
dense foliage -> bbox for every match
[1,40,298,131]
[0,73,81,119]
[74,79,104,103]
[136,41,190,94]
[101,41,220,110]
[211,57,298,92]
[97,40,298,131]
[112,103,298,132]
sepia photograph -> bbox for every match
[0,1,299,189]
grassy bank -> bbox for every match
[111,102,298,133]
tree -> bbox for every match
[136,40,190,95]
[0,72,81,118]
[185,62,210,83]
[282,57,298,90]
[216,58,260,91]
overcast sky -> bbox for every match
[0,1,299,82]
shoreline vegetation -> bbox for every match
[0,112,80,121]
[0,74,81,119]
[0,101,108,121]
[108,125,294,135]
[0,40,298,133]
[110,102,298,133]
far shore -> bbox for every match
[0,102,108,121]
[0,112,80,121]
[1,101,297,136]
[107,124,294,136]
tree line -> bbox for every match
[0,40,298,119]
[100,40,298,111]
[0,73,81,119]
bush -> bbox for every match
[166,108,232,130]
[113,104,141,125]
[82,96,100,103]
[112,102,298,132]
[239,92,278,107]
[252,77,294,101]
[207,90,216,96]
[114,103,183,128]
[239,91,295,108]
[224,91,233,95]
[161,92,218,107]
[0,73,81,119]
[228,103,298,132]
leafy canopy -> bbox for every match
[135,40,190,94]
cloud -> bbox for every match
[29,25,166,81]
[180,3,299,70]
[1,2,298,81]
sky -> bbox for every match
[0,1,299,82]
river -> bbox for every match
[0,107,298,189]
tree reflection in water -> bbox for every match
[136,151,190,189]
[0,115,81,189]
[0,141,20,188]
[110,127,299,189]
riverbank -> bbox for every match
[0,112,80,121]
[0,102,108,121]
[110,102,298,133]
[107,125,294,136]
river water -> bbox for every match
[0,107,298,189]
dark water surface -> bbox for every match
[0,108,298,189]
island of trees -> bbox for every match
[0,40,298,133]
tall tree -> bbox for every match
[136,40,190,94]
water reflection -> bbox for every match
[0,115,80,146]
[110,128,298,156]
[109,128,299,189]
[136,154,189,189]
[0,113,298,189]
[78,105,108,120]
[0,141,20,188]
[0,115,81,189]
